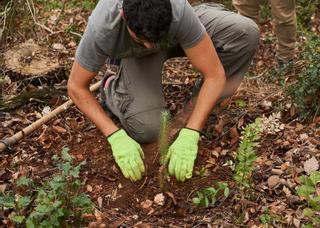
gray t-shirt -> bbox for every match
[76,0,205,72]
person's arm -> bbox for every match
[68,61,145,181]
[67,61,119,136]
[184,32,226,131]
[166,33,226,182]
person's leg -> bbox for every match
[193,3,260,99]
[269,0,297,62]
[103,52,167,143]
[232,0,262,25]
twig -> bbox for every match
[69,31,82,38]
[247,69,268,80]
[25,0,54,34]
[1,0,13,31]
[138,176,148,191]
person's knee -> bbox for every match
[124,110,161,144]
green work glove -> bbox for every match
[167,128,200,182]
[107,129,145,181]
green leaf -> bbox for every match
[69,160,86,178]
[196,191,204,199]
[309,196,320,210]
[224,186,230,197]
[62,162,71,174]
[61,147,72,162]
[309,171,320,186]
[297,185,315,197]
[71,193,93,210]
[192,197,200,205]
[49,175,66,192]
[10,215,25,223]
[260,213,273,224]
[201,196,209,208]
[303,208,314,218]
[16,176,33,187]
[0,195,15,208]
[211,196,216,205]
[26,214,36,228]
[70,179,81,191]
[35,204,51,214]
[301,224,313,228]
[52,154,59,161]
[235,99,247,108]
[204,187,217,196]
[17,196,31,210]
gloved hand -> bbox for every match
[166,128,200,182]
[107,129,145,181]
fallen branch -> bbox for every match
[0,81,101,152]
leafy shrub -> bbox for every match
[286,35,320,120]
[234,118,263,189]
[296,171,320,227]
[192,182,230,207]
[0,148,94,227]
[296,0,320,31]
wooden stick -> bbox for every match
[0,81,101,152]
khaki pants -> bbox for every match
[233,0,297,61]
[102,4,259,143]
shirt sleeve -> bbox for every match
[177,1,206,49]
[75,25,109,73]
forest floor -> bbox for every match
[0,1,320,227]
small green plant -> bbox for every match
[234,118,263,189]
[0,148,94,227]
[296,171,320,227]
[192,182,230,208]
[260,210,274,225]
[158,110,170,189]
[235,99,247,108]
[233,118,263,223]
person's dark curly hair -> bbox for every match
[122,0,172,43]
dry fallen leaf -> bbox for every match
[293,218,300,228]
[230,127,240,146]
[283,186,292,197]
[52,43,65,50]
[267,175,280,188]
[141,199,153,209]
[303,157,319,175]
[86,185,93,192]
[97,196,103,208]
[214,116,228,134]
[0,184,6,194]
[154,193,165,206]
[53,125,67,133]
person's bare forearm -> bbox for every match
[186,74,226,131]
[68,86,119,136]
[67,61,119,137]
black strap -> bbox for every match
[106,128,122,139]
[0,139,13,153]
[183,127,201,134]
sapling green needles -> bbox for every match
[159,110,171,189]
